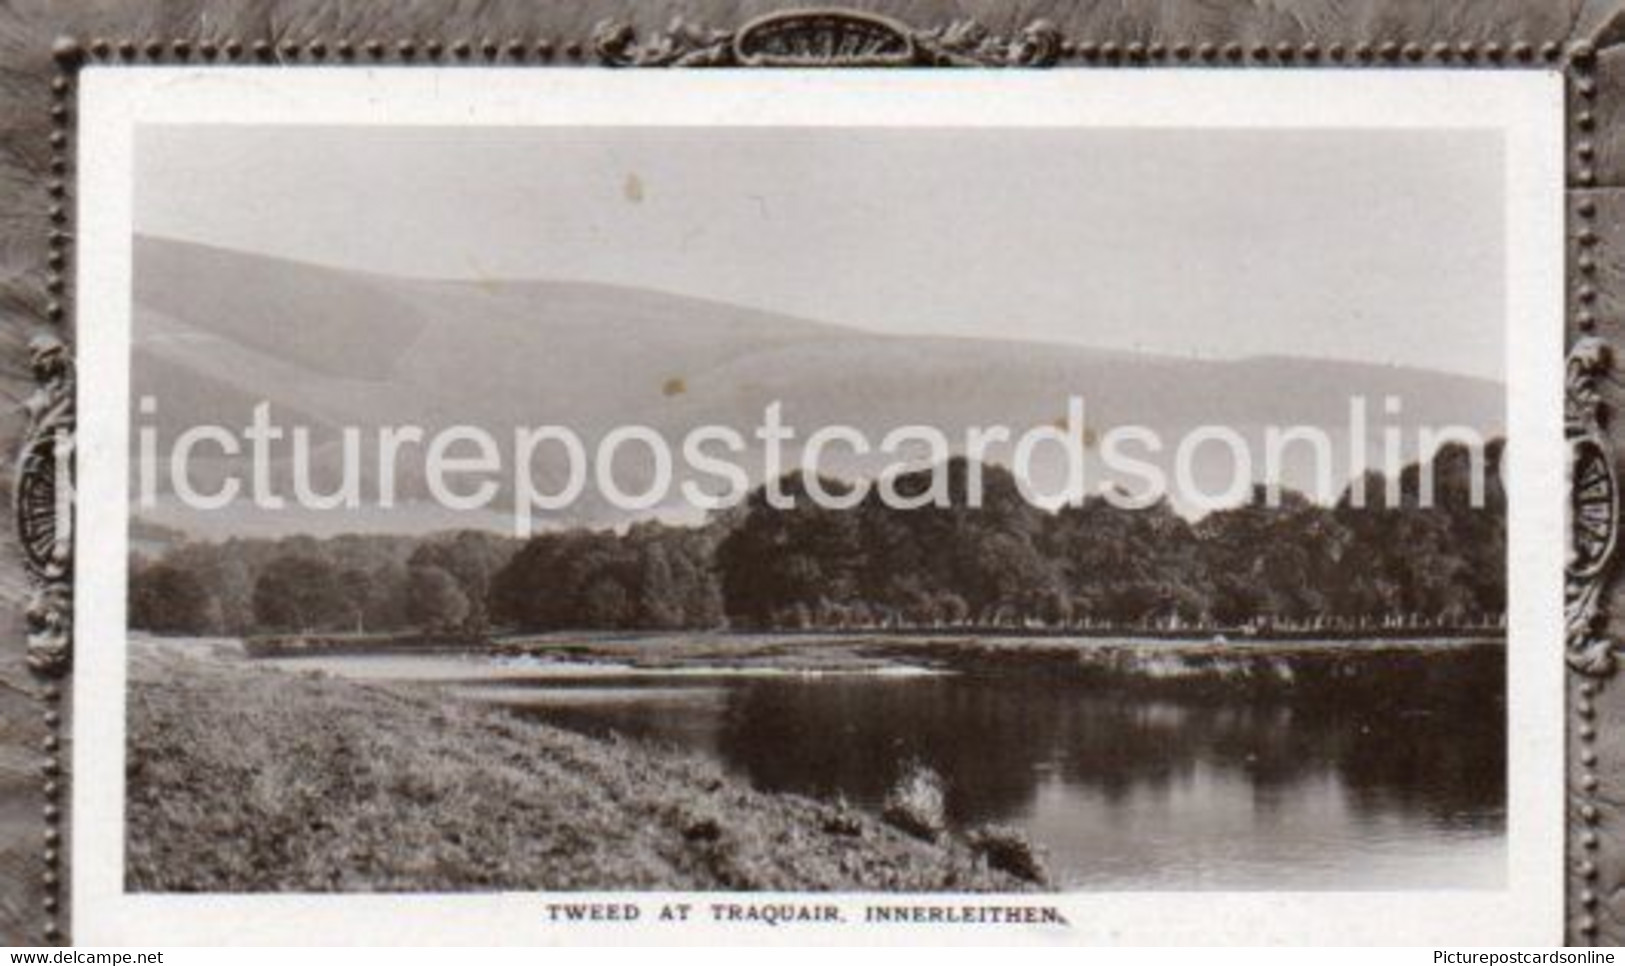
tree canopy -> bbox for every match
[130,442,1505,637]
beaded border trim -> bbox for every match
[1570,45,1610,943]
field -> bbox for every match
[125,642,1027,893]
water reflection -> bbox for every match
[484,654,1505,890]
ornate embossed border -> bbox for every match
[18,5,1608,945]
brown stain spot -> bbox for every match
[463,256,502,295]
[1047,414,1098,449]
[624,172,645,204]
[662,376,687,398]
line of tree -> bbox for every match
[488,522,723,630]
[129,530,519,637]
[130,441,1505,638]
[711,442,1504,632]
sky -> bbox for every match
[135,124,1505,381]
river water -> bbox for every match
[428,644,1505,890]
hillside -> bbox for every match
[131,234,1505,535]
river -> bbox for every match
[322,639,1506,890]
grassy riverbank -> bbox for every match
[126,645,1025,893]
[228,627,1504,707]
[488,629,1503,666]
[483,631,1505,702]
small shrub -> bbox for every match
[968,824,1049,885]
[683,816,722,842]
[820,799,864,838]
[674,802,724,843]
[882,762,947,842]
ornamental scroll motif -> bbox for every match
[1567,334,1621,677]
[16,332,74,677]
[592,10,1064,68]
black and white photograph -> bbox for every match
[68,68,1564,944]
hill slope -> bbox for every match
[131,235,1504,534]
